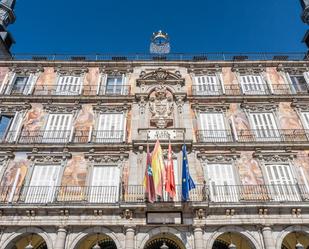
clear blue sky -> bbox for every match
[9,0,308,54]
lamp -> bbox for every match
[24,243,34,249]
[296,242,304,249]
[160,242,169,249]
[92,243,101,249]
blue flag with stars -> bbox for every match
[181,144,196,201]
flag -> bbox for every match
[181,144,196,202]
[165,142,176,199]
[151,139,165,197]
[143,144,156,203]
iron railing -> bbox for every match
[196,130,234,143]
[91,130,125,143]
[0,184,308,205]
[4,52,308,62]
[32,84,131,96]
[18,130,73,144]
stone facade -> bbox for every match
[0,59,309,248]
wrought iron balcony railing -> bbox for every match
[0,183,308,205]
[32,84,131,96]
[196,130,234,143]
[18,130,73,144]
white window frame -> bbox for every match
[247,111,281,142]
[198,111,230,142]
[42,113,74,143]
[204,162,239,202]
[284,71,309,94]
[97,74,127,95]
[193,73,223,95]
[88,164,121,203]
[55,75,83,95]
[1,72,39,95]
[238,73,268,95]
[262,162,300,202]
[2,111,25,143]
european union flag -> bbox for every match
[181,144,196,202]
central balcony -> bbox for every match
[0,184,308,205]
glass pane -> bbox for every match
[106,76,123,94]
[290,75,307,92]
[0,116,12,139]
[12,76,28,93]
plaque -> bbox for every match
[147,212,182,224]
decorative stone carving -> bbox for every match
[43,103,81,113]
[137,68,184,86]
[99,65,133,74]
[277,63,309,74]
[149,85,174,128]
[123,209,133,220]
[241,102,278,112]
[27,152,72,163]
[187,64,222,74]
[0,103,31,113]
[198,152,240,163]
[85,152,129,163]
[195,209,205,219]
[232,64,265,74]
[93,103,130,113]
[175,95,186,113]
[54,66,88,76]
[291,100,309,111]
[9,65,44,74]
[192,103,229,112]
[253,151,297,162]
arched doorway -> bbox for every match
[212,232,254,249]
[282,232,309,249]
[76,233,117,249]
[5,234,47,249]
[144,234,186,249]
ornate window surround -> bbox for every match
[0,103,31,115]
[290,101,309,131]
[198,152,241,184]
[277,63,309,88]
[0,151,14,182]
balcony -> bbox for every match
[196,129,309,144]
[32,85,131,96]
[0,184,308,205]
[18,130,73,144]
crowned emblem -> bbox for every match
[150,30,171,54]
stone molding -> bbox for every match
[99,65,133,74]
[253,150,297,162]
[187,64,222,74]
[241,101,278,112]
[93,103,130,113]
[54,66,89,76]
[197,152,241,163]
[0,151,14,161]
[192,103,229,112]
[43,103,82,113]
[232,64,265,74]
[277,63,309,74]
[85,151,129,163]
[0,103,31,113]
[291,100,309,111]
[27,149,72,163]
[9,65,44,74]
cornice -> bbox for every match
[197,152,241,163]
[191,102,229,112]
[0,102,31,113]
[99,65,133,74]
[43,103,82,113]
[93,103,130,113]
[9,64,44,74]
[85,150,129,163]
[241,101,278,112]
[27,150,72,163]
[253,150,297,162]
[54,66,89,75]
[277,63,309,74]
[231,63,265,74]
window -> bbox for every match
[25,165,61,203]
[205,163,238,202]
[55,75,82,95]
[98,74,127,95]
[194,75,221,95]
[288,73,308,93]
[0,112,24,143]
[199,112,229,142]
[264,164,299,201]
[42,114,73,143]
[239,74,268,95]
[95,113,125,143]
[249,112,280,141]
[2,73,37,95]
[89,166,120,203]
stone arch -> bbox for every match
[138,227,192,249]
[1,227,53,249]
[69,226,122,249]
[206,226,261,249]
[275,225,309,249]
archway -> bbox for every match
[5,233,47,249]
[144,233,186,249]
[212,232,254,249]
[281,232,309,249]
[76,233,117,249]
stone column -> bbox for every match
[262,226,276,249]
[125,226,135,249]
[54,227,67,249]
[194,226,204,249]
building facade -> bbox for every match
[0,54,308,249]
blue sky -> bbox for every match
[9,0,308,54]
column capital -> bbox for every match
[193,226,204,232]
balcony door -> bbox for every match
[55,75,82,95]
[206,163,238,202]
[264,164,299,201]
[194,75,220,95]
[104,75,126,95]
[240,74,267,95]
[199,113,228,142]
[96,113,124,143]
[25,165,60,203]
[42,114,73,143]
[89,166,120,203]
[249,112,280,141]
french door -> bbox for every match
[89,166,120,203]
[199,113,228,142]
[240,75,267,95]
[56,76,82,95]
[96,113,124,143]
[194,75,220,95]
[206,163,238,202]
[25,165,60,203]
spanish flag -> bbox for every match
[151,139,165,197]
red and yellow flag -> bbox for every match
[151,139,165,197]
[165,142,176,199]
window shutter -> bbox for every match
[240,75,266,94]
[6,111,24,142]
[216,72,225,94]
[56,76,81,95]
[96,73,107,95]
[90,166,120,203]
[97,113,124,142]
[249,112,279,140]
[301,112,309,130]
[26,165,60,203]
[199,112,227,141]
[78,76,83,95]
[303,72,309,85]
[4,72,16,95]
[195,75,219,95]
[43,114,73,143]
[23,73,38,95]
[0,72,11,94]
